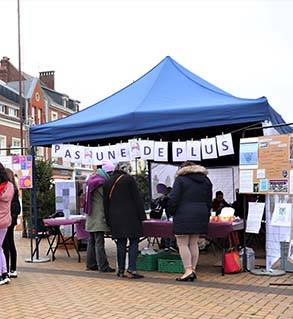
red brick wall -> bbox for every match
[0,57,25,83]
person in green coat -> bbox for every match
[85,162,115,272]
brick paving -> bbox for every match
[0,232,292,319]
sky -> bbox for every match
[1,0,293,123]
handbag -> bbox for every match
[224,249,241,274]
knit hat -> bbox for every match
[101,161,115,173]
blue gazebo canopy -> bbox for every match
[30,56,290,146]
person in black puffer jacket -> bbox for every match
[167,161,212,281]
[3,168,21,278]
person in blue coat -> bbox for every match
[167,161,212,281]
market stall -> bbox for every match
[29,56,291,264]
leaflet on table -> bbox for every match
[246,202,265,234]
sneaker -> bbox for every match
[0,276,10,285]
[9,271,18,278]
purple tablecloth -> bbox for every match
[142,219,244,238]
[43,216,88,240]
[43,217,244,240]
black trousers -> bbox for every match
[3,224,17,272]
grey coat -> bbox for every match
[85,186,109,232]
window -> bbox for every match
[31,107,36,124]
[8,108,18,118]
[51,111,58,121]
[37,108,42,124]
[10,138,21,155]
[0,135,6,155]
[0,104,7,114]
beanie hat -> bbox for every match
[102,161,115,173]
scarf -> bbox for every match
[0,181,8,195]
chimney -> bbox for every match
[39,71,55,90]
[0,57,10,82]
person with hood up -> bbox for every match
[103,162,146,279]
[167,161,212,281]
[84,161,115,273]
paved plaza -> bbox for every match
[1,232,292,319]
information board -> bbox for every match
[239,134,293,194]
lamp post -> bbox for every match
[17,0,24,155]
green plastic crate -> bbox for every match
[136,251,168,271]
[158,254,184,273]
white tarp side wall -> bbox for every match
[208,167,238,203]
[262,121,280,136]
[266,194,292,271]
[150,163,238,203]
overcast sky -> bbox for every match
[1,0,292,123]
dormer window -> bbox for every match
[62,96,69,108]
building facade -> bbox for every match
[0,56,80,161]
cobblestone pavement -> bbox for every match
[1,232,292,319]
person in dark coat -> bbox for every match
[103,163,146,279]
[167,161,212,281]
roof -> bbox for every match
[30,56,291,146]
[0,93,19,107]
[42,86,78,112]
[7,78,38,99]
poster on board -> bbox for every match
[271,203,292,227]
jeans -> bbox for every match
[0,228,7,275]
[116,238,139,272]
[3,224,17,272]
[86,231,109,271]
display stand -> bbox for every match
[241,123,293,276]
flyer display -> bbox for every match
[239,134,293,194]
[0,155,33,189]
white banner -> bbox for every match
[116,143,130,162]
[201,137,218,160]
[216,133,234,156]
[51,134,234,164]
[52,144,64,158]
[186,140,201,161]
[172,142,187,162]
[129,139,141,159]
[140,140,155,160]
[83,147,94,165]
[154,142,168,162]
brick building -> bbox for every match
[0,56,80,162]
